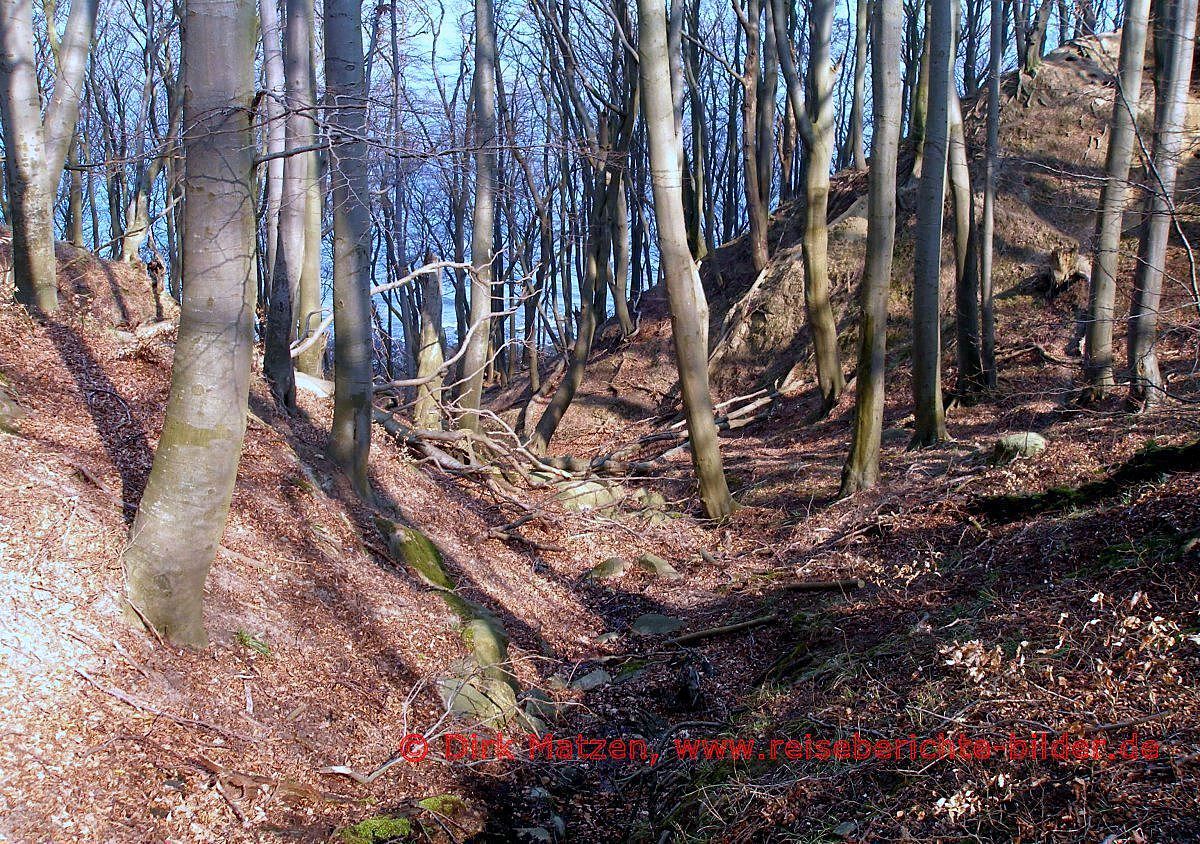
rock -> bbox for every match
[588,557,627,579]
[635,553,682,581]
[0,376,24,435]
[555,480,624,513]
[437,676,518,725]
[515,828,552,842]
[521,689,560,724]
[991,432,1047,464]
[570,668,612,691]
[832,820,858,839]
[632,613,683,636]
[594,631,621,645]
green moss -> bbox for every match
[375,516,455,590]
[338,815,413,844]
[416,794,466,815]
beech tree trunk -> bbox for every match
[0,0,98,311]
[737,0,769,272]
[910,0,951,448]
[948,83,984,397]
[121,0,257,648]
[979,0,1002,388]
[841,0,902,495]
[1082,0,1150,398]
[457,0,499,431]
[848,0,868,170]
[414,252,446,430]
[1127,0,1197,408]
[639,0,732,519]
[324,0,374,496]
[264,0,315,412]
[259,0,285,289]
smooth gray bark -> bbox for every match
[260,0,285,287]
[979,0,1002,388]
[841,0,902,495]
[457,0,498,431]
[122,0,257,648]
[0,0,98,311]
[1083,0,1150,398]
[1127,0,1197,408]
[325,0,374,496]
[639,0,732,519]
[910,0,951,447]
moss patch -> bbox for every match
[338,815,413,844]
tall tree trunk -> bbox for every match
[802,0,845,410]
[979,0,1002,388]
[121,0,257,648]
[849,0,869,170]
[458,0,498,431]
[909,0,931,176]
[756,0,778,209]
[295,149,325,376]
[948,83,984,396]
[263,0,314,411]
[639,0,733,519]
[910,0,951,448]
[1023,0,1055,73]
[324,0,374,496]
[737,0,770,272]
[260,0,285,288]
[1082,0,1150,399]
[1127,0,1197,408]
[67,139,85,247]
[841,0,902,496]
[0,0,98,311]
[120,70,182,262]
[414,251,446,429]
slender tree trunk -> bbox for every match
[120,72,182,262]
[458,0,498,430]
[849,0,868,170]
[948,83,984,396]
[1082,0,1150,399]
[909,0,931,176]
[0,0,98,311]
[1023,0,1055,73]
[67,139,84,246]
[325,0,374,496]
[778,0,845,411]
[414,251,446,429]
[841,0,902,495]
[264,0,315,411]
[737,0,770,272]
[610,173,635,336]
[1127,0,1197,408]
[757,0,778,209]
[910,0,951,448]
[260,0,285,290]
[639,0,732,519]
[121,0,257,648]
[295,149,325,377]
[979,0,1002,388]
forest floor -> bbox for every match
[2,31,1200,844]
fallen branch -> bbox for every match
[672,613,779,646]
[779,577,866,592]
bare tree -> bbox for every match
[121,0,257,647]
[910,0,951,447]
[457,0,498,431]
[1127,0,1197,409]
[1082,0,1150,399]
[324,0,374,495]
[978,0,1003,388]
[0,0,99,311]
[841,0,902,495]
[639,0,733,519]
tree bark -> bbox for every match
[324,0,374,496]
[0,0,98,311]
[948,83,984,397]
[979,0,1002,389]
[414,252,446,429]
[737,0,770,272]
[841,0,902,495]
[121,0,257,648]
[1082,0,1150,399]
[910,0,951,448]
[639,0,733,519]
[457,0,499,431]
[848,0,868,170]
[1127,0,1197,409]
[260,0,285,290]
[264,0,315,412]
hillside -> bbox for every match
[2,29,1200,844]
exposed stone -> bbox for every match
[588,557,627,579]
[991,432,1047,464]
[636,552,682,581]
[555,479,624,513]
[570,668,612,691]
[631,613,683,636]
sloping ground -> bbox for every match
[0,244,717,840]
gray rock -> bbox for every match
[594,631,621,644]
[570,668,612,691]
[555,480,623,513]
[515,828,552,842]
[991,431,1047,464]
[636,553,682,581]
[588,557,627,579]
[631,613,683,636]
